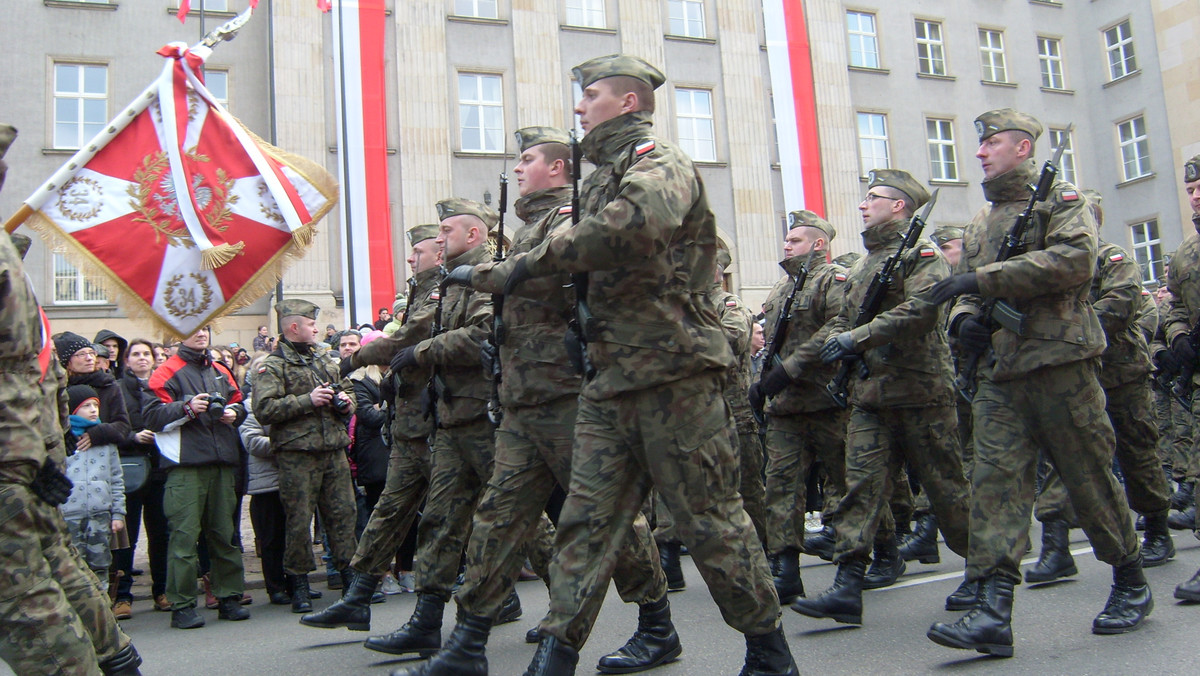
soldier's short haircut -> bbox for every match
[606,75,656,114]
[879,185,915,218]
[1003,129,1037,152]
[538,142,572,172]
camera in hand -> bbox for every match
[207,393,227,418]
[325,382,352,415]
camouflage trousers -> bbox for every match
[541,372,780,648]
[763,408,847,554]
[350,437,431,575]
[968,361,1139,582]
[1036,379,1171,522]
[1,469,129,675]
[163,465,245,606]
[1154,387,1172,467]
[276,450,357,575]
[63,512,113,592]
[414,417,496,599]
[904,396,975,518]
[831,404,969,564]
[458,396,664,619]
[1152,387,1192,478]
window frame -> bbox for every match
[457,71,506,154]
[925,117,959,182]
[1104,19,1138,81]
[1037,35,1066,90]
[667,0,707,39]
[52,61,108,150]
[1129,218,1164,286]
[1116,115,1151,182]
[977,28,1008,83]
[564,0,605,29]
[674,86,718,163]
[1048,127,1077,187]
[914,19,947,77]
[856,111,891,177]
[453,0,499,20]
[846,10,881,70]
[51,249,108,305]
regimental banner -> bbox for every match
[763,0,823,220]
[4,30,337,340]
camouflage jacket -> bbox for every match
[763,255,847,415]
[254,339,356,452]
[355,265,440,440]
[1091,242,1153,389]
[950,159,1105,382]
[413,244,492,427]
[1164,216,1200,349]
[830,217,956,409]
[473,185,580,408]
[519,111,732,399]
[711,284,756,432]
[0,233,50,473]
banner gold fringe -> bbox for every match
[200,240,245,270]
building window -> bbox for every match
[856,112,890,176]
[1048,128,1077,186]
[1037,36,1065,89]
[204,70,229,108]
[668,0,706,39]
[565,0,604,28]
[1130,219,1164,285]
[458,73,504,153]
[675,88,716,162]
[1117,116,1151,181]
[846,11,880,69]
[53,252,107,305]
[925,118,958,182]
[978,29,1007,83]
[914,20,946,76]
[53,63,107,150]
[455,0,498,19]
[1105,20,1137,81]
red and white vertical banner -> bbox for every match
[763,0,824,220]
[331,0,395,326]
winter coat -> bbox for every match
[62,441,126,520]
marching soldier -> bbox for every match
[927,109,1150,657]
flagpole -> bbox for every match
[333,0,359,324]
[268,0,285,309]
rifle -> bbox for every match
[564,131,597,381]
[424,265,448,427]
[383,274,420,444]
[487,173,509,426]
[825,189,940,408]
[954,124,1073,402]
[752,249,818,425]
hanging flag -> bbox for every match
[3,9,337,340]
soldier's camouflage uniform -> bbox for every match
[1035,243,1171,524]
[461,183,666,619]
[952,158,1139,582]
[516,110,780,647]
[347,265,440,576]
[1150,306,1194,481]
[1165,211,1200,501]
[826,219,970,564]
[761,253,850,555]
[254,340,358,575]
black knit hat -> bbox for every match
[67,384,99,415]
[54,332,93,368]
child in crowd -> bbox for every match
[63,384,127,592]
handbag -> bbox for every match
[120,455,151,493]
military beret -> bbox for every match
[930,226,965,246]
[973,108,1043,143]
[1184,155,1200,183]
[0,124,16,160]
[9,233,32,260]
[866,169,930,211]
[514,126,571,153]
[407,223,440,245]
[572,54,666,90]
[832,252,861,268]
[54,332,93,367]
[275,298,320,320]
[786,209,836,242]
[436,198,499,232]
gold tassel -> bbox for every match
[291,224,314,248]
[200,241,245,270]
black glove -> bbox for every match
[819,332,857,364]
[503,257,532,296]
[954,314,993,353]
[760,364,794,397]
[748,382,766,414]
[379,373,397,404]
[338,355,357,379]
[443,265,475,289]
[927,273,981,305]
[390,346,417,374]
[480,339,498,375]
[1161,336,1198,374]
[30,458,74,506]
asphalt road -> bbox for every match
[12,525,1200,676]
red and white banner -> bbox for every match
[331,0,396,325]
[5,34,337,339]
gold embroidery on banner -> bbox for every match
[127,149,239,249]
[256,180,286,225]
[56,177,104,221]
[163,272,214,319]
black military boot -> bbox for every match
[290,574,313,614]
[496,590,522,625]
[1170,479,1194,511]
[1168,503,1195,530]
[596,595,682,674]
[740,625,799,676]
[1092,555,1153,634]
[790,559,866,625]
[803,526,836,562]
[217,595,250,621]
[523,634,579,676]
[944,578,979,611]
[98,642,143,676]
[1174,567,1200,602]
[364,593,445,656]
[390,611,492,676]
[863,538,906,590]
[525,626,541,644]
[660,542,686,592]
[898,514,940,564]
[1024,520,1076,583]
[1141,511,1176,567]
[299,571,380,630]
[927,574,1015,657]
[771,548,805,604]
